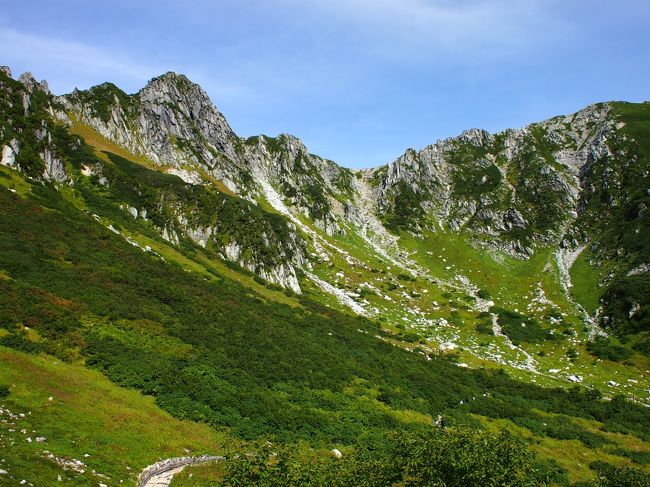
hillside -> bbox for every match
[1,66,649,485]
[51,67,650,391]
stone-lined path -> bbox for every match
[138,455,224,487]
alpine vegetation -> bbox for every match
[1,66,649,486]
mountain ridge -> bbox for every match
[2,65,650,485]
[2,66,649,372]
[57,71,643,264]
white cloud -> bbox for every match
[0,27,254,103]
[0,27,161,91]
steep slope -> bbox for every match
[1,170,650,485]
[2,66,650,485]
[572,103,650,350]
[3,68,650,394]
[0,348,225,486]
[61,73,353,236]
[0,68,311,293]
[6,67,650,384]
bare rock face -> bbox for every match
[62,74,237,165]
[138,73,239,163]
[62,77,354,234]
[370,103,619,256]
[1,139,19,168]
[41,145,68,183]
[0,70,69,183]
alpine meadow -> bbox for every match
[0,56,649,487]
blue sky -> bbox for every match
[1,1,648,168]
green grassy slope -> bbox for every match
[3,68,650,484]
[1,174,650,484]
[0,347,226,486]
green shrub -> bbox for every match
[490,306,550,345]
[587,337,633,362]
[590,460,650,487]
[475,321,494,335]
[223,428,537,487]
[477,289,492,300]
[0,333,42,354]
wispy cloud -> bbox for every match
[284,0,570,63]
[0,26,256,104]
[0,27,160,91]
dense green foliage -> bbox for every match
[587,337,633,362]
[491,306,553,345]
[222,428,540,486]
[590,460,650,487]
[384,179,426,232]
[499,125,573,244]
[449,139,503,200]
[2,180,650,483]
[66,82,140,123]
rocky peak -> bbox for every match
[18,72,35,87]
[458,128,492,146]
[0,70,68,183]
[371,102,624,256]
[17,71,50,94]
[138,72,237,156]
[61,71,243,186]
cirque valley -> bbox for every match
[0,67,649,485]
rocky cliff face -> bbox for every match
[0,67,69,183]
[116,177,309,294]
[61,74,354,236]
[0,70,309,292]
[371,103,620,256]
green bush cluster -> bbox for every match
[223,428,541,487]
[590,460,650,487]
[586,337,633,362]
[490,306,553,345]
[66,82,140,123]
[384,180,426,233]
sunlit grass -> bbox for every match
[0,347,229,485]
